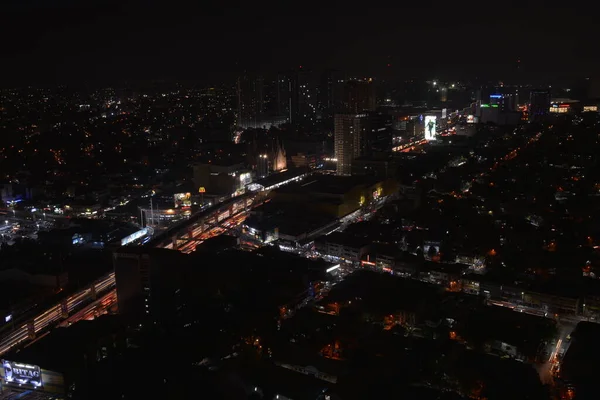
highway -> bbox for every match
[0,192,260,357]
[392,138,427,152]
[57,290,118,328]
[0,273,115,356]
[177,210,249,254]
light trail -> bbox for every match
[392,138,427,152]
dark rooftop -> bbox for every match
[253,167,309,189]
[275,174,380,196]
[246,202,338,238]
[317,231,371,249]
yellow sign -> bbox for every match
[199,187,206,193]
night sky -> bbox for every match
[1,1,597,85]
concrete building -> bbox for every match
[314,232,371,264]
[192,161,251,197]
[334,113,368,176]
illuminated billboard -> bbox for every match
[583,105,598,112]
[549,104,569,114]
[174,192,191,208]
[239,172,252,186]
[121,227,150,246]
[3,360,42,387]
[466,115,475,124]
[424,116,437,140]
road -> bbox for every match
[537,323,574,384]
[392,138,427,152]
[177,211,248,254]
[0,194,255,356]
[487,299,580,385]
[57,290,118,328]
[0,272,115,356]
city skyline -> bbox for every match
[2,3,600,399]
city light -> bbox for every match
[326,264,341,273]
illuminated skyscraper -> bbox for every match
[335,114,368,176]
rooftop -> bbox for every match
[252,167,309,189]
[275,174,380,196]
[317,231,371,249]
[246,202,338,238]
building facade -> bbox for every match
[334,114,368,176]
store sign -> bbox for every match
[3,360,42,387]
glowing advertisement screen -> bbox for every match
[424,116,437,140]
[3,360,42,387]
[121,228,150,246]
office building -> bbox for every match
[319,69,345,120]
[276,67,317,127]
[277,71,295,122]
[335,114,368,176]
[237,73,265,128]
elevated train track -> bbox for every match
[0,191,266,357]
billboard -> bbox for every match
[120,227,150,246]
[174,192,191,208]
[441,108,447,119]
[424,116,437,140]
[466,115,475,124]
[3,360,42,387]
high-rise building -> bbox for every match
[297,69,318,128]
[114,248,188,324]
[319,69,345,119]
[335,114,368,176]
[529,89,551,122]
[277,71,296,123]
[237,73,265,128]
[503,92,518,112]
[343,79,376,113]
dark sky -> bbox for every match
[1,1,597,85]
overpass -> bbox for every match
[0,191,267,357]
[147,191,261,250]
[0,272,115,355]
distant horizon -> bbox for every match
[0,73,595,91]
